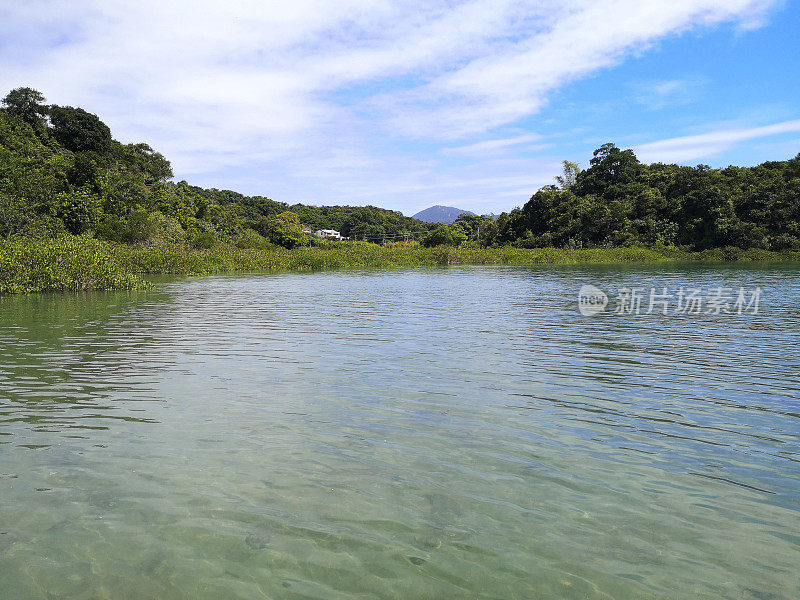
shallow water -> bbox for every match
[1,265,799,599]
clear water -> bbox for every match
[1,265,799,599]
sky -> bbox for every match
[1,0,798,216]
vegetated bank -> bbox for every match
[2,86,800,293]
[2,235,799,294]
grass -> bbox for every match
[2,236,799,293]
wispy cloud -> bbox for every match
[635,119,800,163]
[442,134,547,157]
[630,78,707,110]
[0,0,782,212]
[379,0,777,138]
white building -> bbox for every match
[315,229,344,240]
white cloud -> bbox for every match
[634,119,800,163]
[0,0,781,212]
[630,78,707,110]
[442,133,546,157]
[381,0,776,137]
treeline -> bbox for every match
[0,88,433,249]
[377,144,800,251]
[489,143,800,250]
[2,87,799,253]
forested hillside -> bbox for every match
[490,144,800,250]
[0,87,432,249]
[2,87,799,253]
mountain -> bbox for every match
[411,205,475,224]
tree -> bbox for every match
[348,222,385,242]
[0,195,30,236]
[67,151,103,189]
[255,211,306,248]
[452,213,495,239]
[49,105,112,153]
[555,160,580,189]
[96,168,149,216]
[1,88,48,133]
[478,220,498,247]
[54,189,103,234]
[520,186,559,238]
[575,143,640,197]
[421,225,465,247]
[4,86,800,256]
[114,142,173,184]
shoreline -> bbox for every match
[2,236,799,294]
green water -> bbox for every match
[1,266,799,599]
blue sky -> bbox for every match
[1,1,798,216]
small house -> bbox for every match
[314,229,343,240]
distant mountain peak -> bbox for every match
[412,205,475,224]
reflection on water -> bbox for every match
[1,265,799,599]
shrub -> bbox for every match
[768,234,800,251]
[54,189,102,234]
[234,228,276,250]
[255,211,306,249]
[0,236,146,293]
[148,211,187,247]
[421,225,456,247]
[190,232,217,249]
[95,210,156,244]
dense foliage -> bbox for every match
[0,236,145,293]
[0,87,434,250]
[490,144,800,250]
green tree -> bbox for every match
[54,189,103,234]
[96,168,149,216]
[255,211,306,248]
[575,143,640,197]
[422,225,462,247]
[114,143,173,184]
[49,106,112,153]
[67,151,103,189]
[452,213,495,240]
[0,195,30,236]
[555,160,580,190]
[1,88,48,134]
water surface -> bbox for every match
[1,265,799,599]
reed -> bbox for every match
[2,236,798,293]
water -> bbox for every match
[1,265,799,599]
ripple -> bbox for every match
[1,266,799,599]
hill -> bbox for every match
[412,205,475,224]
[0,87,435,248]
[2,86,800,254]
